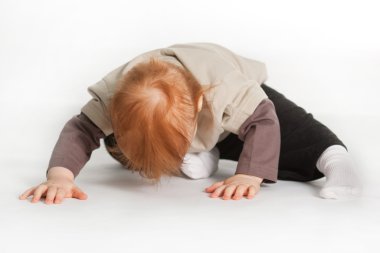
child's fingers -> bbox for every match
[210,185,227,198]
[54,188,66,204]
[247,185,258,199]
[233,185,248,200]
[72,187,88,200]
[19,186,37,200]
[45,186,58,204]
[205,181,224,192]
[222,185,237,200]
[31,185,48,203]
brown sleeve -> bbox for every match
[46,113,106,179]
[235,99,280,183]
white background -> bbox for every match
[1,1,379,253]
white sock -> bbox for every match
[181,147,220,179]
[316,145,362,199]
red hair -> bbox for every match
[109,58,213,182]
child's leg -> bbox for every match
[216,84,362,199]
[315,145,361,199]
[180,147,220,179]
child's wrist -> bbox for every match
[47,166,75,181]
[235,173,264,183]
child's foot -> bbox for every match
[181,147,220,179]
[316,145,362,200]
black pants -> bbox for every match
[216,84,346,182]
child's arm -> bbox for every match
[19,112,105,204]
[234,98,280,183]
[46,113,106,178]
[206,98,280,200]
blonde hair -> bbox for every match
[109,58,213,182]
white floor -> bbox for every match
[1,1,379,252]
[1,110,379,253]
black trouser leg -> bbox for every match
[216,84,346,182]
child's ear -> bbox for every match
[197,95,203,112]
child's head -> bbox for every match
[109,58,211,181]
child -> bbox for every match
[19,42,362,204]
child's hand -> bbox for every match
[19,178,88,204]
[205,174,263,200]
[19,167,88,204]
